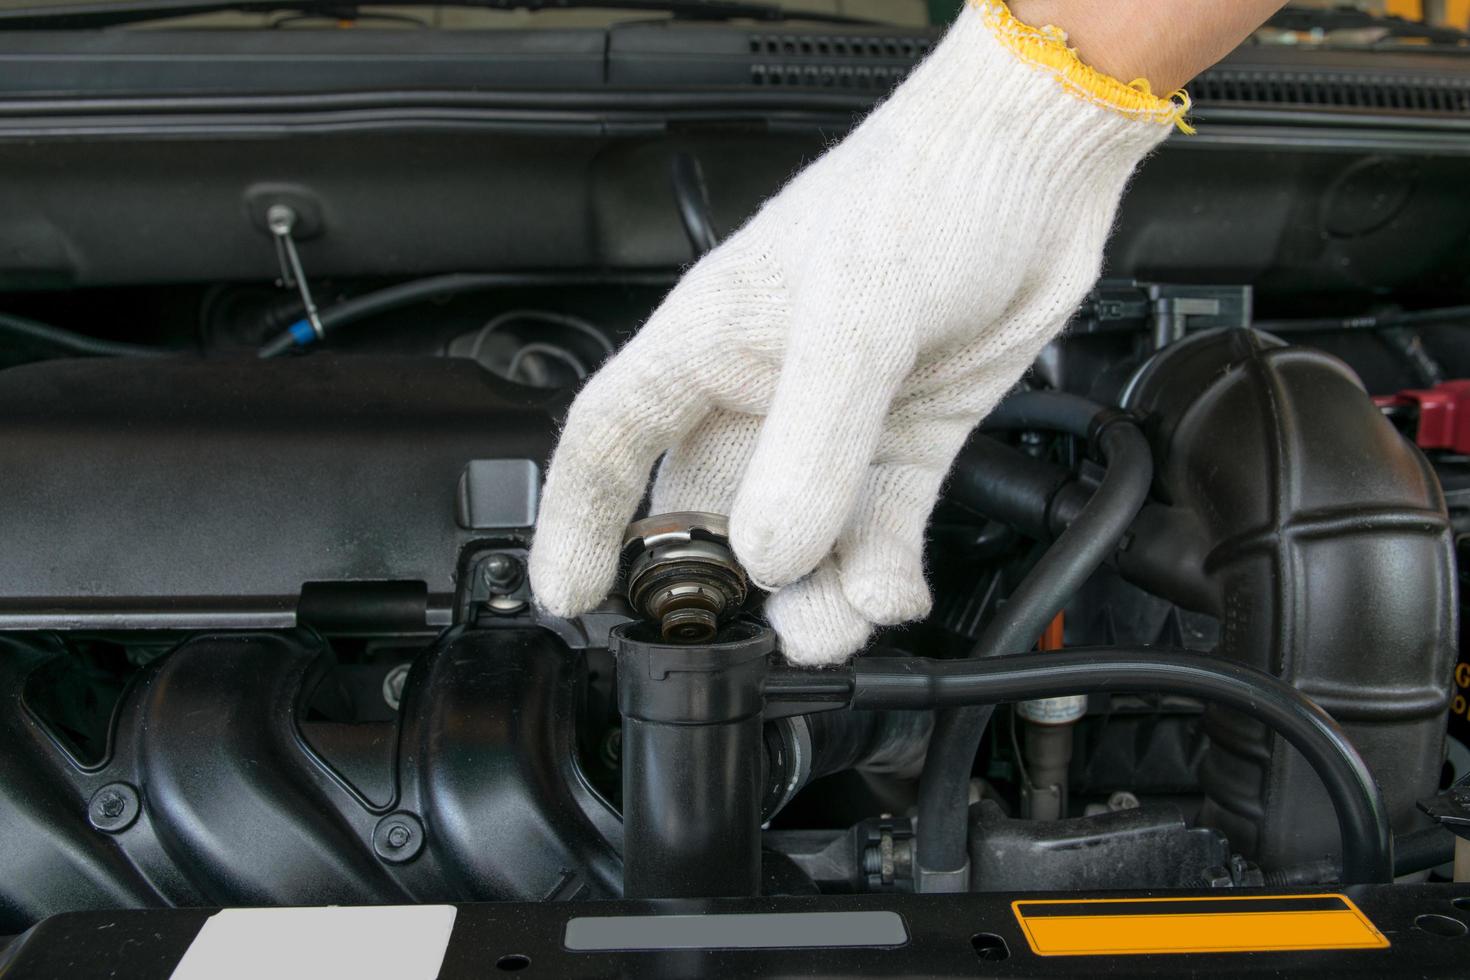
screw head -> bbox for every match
[265,203,297,236]
[482,553,524,592]
[88,782,141,833]
[372,812,425,863]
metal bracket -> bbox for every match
[913,859,970,894]
[266,203,325,343]
[1076,280,1253,350]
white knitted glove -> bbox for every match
[530,0,1184,665]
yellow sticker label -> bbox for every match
[1012,893,1389,957]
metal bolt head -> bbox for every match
[265,203,297,236]
[372,812,425,863]
[88,782,141,834]
[482,553,524,592]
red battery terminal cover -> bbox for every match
[1377,380,1470,454]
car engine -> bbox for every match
[0,299,1462,915]
[2,7,1470,975]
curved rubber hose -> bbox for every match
[916,396,1154,884]
[800,647,1390,883]
[672,152,720,257]
[257,271,675,358]
[0,312,176,359]
[980,389,1102,435]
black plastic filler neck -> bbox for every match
[613,620,774,899]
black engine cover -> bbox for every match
[0,356,561,631]
[0,628,621,932]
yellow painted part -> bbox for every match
[1013,894,1390,957]
[1448,0,1470,28]
[1386,0,1424,19]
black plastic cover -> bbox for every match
[1120,329,1458,868]
[0,356,560,629]
[0,627,621,932]
[967,800,1240,891]
[4,884,1470,978]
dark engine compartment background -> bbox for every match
[0,20,1468,943]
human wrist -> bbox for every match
[1006,0,1285,94]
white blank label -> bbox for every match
[171,905,458,980]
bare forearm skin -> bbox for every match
[1007,0,1288,94]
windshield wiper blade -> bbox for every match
[1267,5,1470,45]
[0,0,880,30]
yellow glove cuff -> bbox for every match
[971,0,1195,133]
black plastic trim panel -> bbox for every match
[0,885,1467,977]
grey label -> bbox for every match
[563,910,908,952]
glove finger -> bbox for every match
[836,462,945,626]
[836,405,986,624]
[650,409,762,516]
[765,560,875,666]
[530,285,721,618]
[731,296,915,591]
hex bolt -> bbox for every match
[372,812,425,863]
[482,553,524,593]
[88,782,141,834]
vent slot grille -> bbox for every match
[746,32,929,88]
[1191,69,1470,115]
[749,62,911,88]
[739,34,1470,115]
[747,33,932,60]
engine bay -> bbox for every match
[3,9,1470,975]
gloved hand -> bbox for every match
[530,0,1184,664]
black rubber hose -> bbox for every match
[1253,303,1470,335]
[1263,826,1454,886]
[256,271,675,357]
[1394,825,1456,876]
[945,435,1078,538]
[980,389,1102,435]
[0,312,176,359]
[671,151,720,257]
[767,647,1392,884]
[915,394,1154,885]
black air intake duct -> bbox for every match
[1118,329,1456,868]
